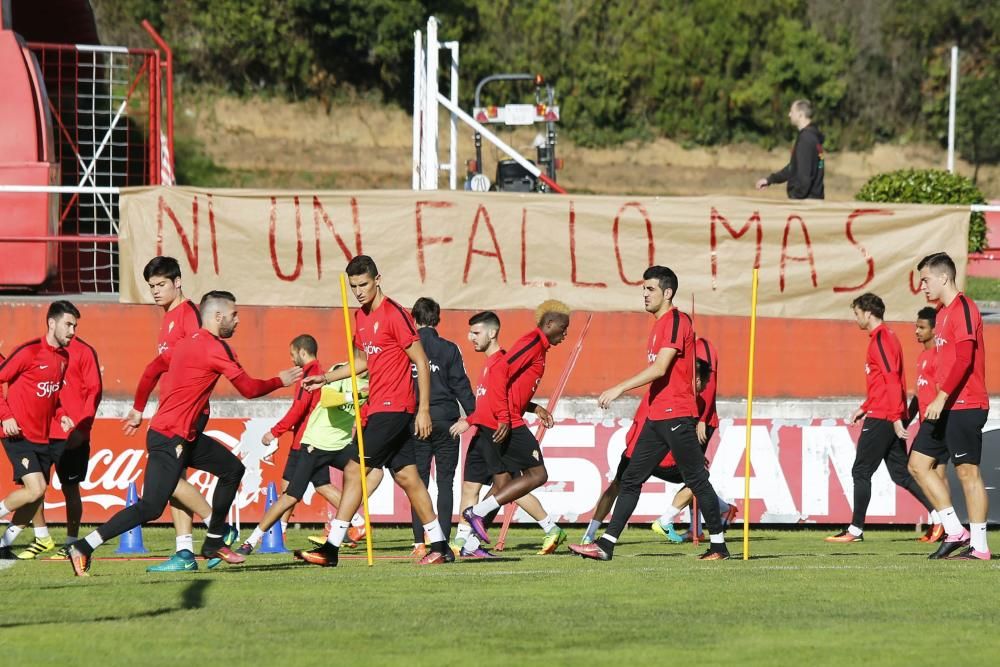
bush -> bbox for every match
[856,169,987,253]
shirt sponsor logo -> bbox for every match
[36,381,61,398]
[476,386,487,397]
[917,376,929,388]
[363,343,383,356]
[158,342,168,355]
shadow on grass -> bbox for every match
[0,579,212,628]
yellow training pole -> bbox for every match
[742,269,760,561]
[340,273,374,566]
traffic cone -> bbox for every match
[115,482,148,554]
[258,482,287,553]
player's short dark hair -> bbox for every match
[917,252,956,281]
[291,334,318,356]
[47,300,80,321]
[143,256,181,281]
[200,290,236,307]
[917,306,937,327]
[469,311,501,330]
[346,255,379,278]
[695,358,711,386]
[412,297,440,327]
[792,99,813,119]
[851,292,885,319]
[643,265,678,295]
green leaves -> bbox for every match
[856,169,987,252]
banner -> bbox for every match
[119,187,969,321]
[12,416,998,526]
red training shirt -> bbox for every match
[49,337,103,439]
[467,349,511,430]
[860,323,906,422]
[133,299,202,412]
[0,338,70,444]
[696,337,719,428]
[934,293,988,410]
[504,328,551,428]
[269,358,322,451]
[354,297,420,416]
[149,330,283,440]
[647,308,698,420]
[915,347,937,420]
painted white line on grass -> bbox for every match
[0,560,16,571]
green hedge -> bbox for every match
[856,169,987,253]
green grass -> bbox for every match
[3,526,999,665]
[966,276,1000,302]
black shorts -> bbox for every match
[285,444,354,499]
[912,408,988,465]
[464,427,505,485]
[55,439,91,486]
[4,438,64,484]
[353,412,416,472]
[614,453,684,485]
[282,447,302,483]
[499,425,545,473]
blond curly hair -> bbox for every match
[535,299,571,326]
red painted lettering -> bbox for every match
[779,215,818,292]
[207,195,219,274]
[710,207,762,290]
[612,202,655,285]
[313,196,363,279]
[464,204,507,283]
[520,208,555,287]
[832,208,891,293]
[415,200,455,282]
[269,196,303,282]
[156,195,219,274]
[569,201,607,288]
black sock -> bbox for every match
[596,537,616,555]
[430,540,448,554]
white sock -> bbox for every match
[176,534,194,553]
[0,524,23,547]
[280,521,288,535]
[584,519,601,540]
[350,513,366,528]
[423,520,445,544]
[940,507,964,536]
[657,505,682,526]
[970,522,989,553]
[455,525,471,542]
[247,526,265,547]
[847,525,863,537]
[34,526,50,540]
[327,519,349,547]
[930,509,942,525]
[710,532,725,544]
[0,501,9,519]
[84,531,104,550]
[464,534,481,553]
[537,515,556,533]
[473,496,501,517]
[65,533,77,545]
[600,533,618,544]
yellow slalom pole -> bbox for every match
[339,273,374,567]
[742,269,760,561]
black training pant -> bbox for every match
[851,417,933,529]
[97,429,245,543]
[410,420,460,542]
[606,417,723,540]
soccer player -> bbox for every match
[67,291,302,575]
[825,293,934,543]
[460,301,568,550]
[449,310,561,557]
[0,301,77,558]
[570,266,730,561]
[908,252,991,560]
[238,364,384,555]
[16,334,103,560]
[407,297,476,556]
[297,255,452,566]
[125,256,218,571]
[910,307,948,543]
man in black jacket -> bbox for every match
[408,297,477,554]
[756,99,825,199]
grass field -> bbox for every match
[3,525,998,666]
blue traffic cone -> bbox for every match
[258,482,287,553]
[116,482,148,554]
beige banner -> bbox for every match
[119,187,969,321]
